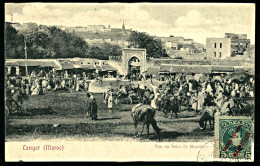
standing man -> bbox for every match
[107,91,113,113]
[90,96,98,120]
[86,93,91,117]
[86,92,97,120]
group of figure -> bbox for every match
[103,73,254,119]
[129,74,254,140]
[5,74,91,96]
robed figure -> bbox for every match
[86,93,98,120]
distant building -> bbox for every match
[206,33,251,59]
[86,25,107,32]
[64,25,110,33]
[111,21,132,33]
[225,33,247,39]
[57,26,67,31]
[206,38,231,59]
[224,33,250,57]
[183,39,194,44]
[76,22,132,47]
[65,22,132,34]
[157,36,203,56]
[6,22,22,31]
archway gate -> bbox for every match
[121,48,147,76]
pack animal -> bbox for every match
[160,96,179,118]
[199,107,216,130]
[131,104,162,140]
[6,88,28,115]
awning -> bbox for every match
[211,66,234,72]
[96,64,117,71]
[103,64,117,71]
[74,64,95,70]
[5,61,19,66]
[234,66,254,73]
[59,62,75,70]
[160,65,212,74]
[5,60,60,69]
[17,61,40,67]
[146,67,160,75]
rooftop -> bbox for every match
[123,48,146,51]
[160,64,234,74]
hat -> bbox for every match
[9,84,15,89]
[174,92,179,96]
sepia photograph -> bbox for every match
[4,3,255,161]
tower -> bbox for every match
[122,21,125,31]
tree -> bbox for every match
[5,22,122,60]
[86,43,122,60]
[127,31,168,58]
[5,22,89,59]
[246,44,255,61]
[5,23,24,59]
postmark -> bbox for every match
[214,116,253,160]
[197,140,215,162]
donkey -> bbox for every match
[161,96,180,119]
[6,88,28,115]
[199,107,216,130]
[131,104,162,140]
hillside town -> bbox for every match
[6,21,254,79]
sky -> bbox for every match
[5,3,255,45]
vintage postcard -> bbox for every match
[4,3,255,162]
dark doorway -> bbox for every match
[128,56,141,76]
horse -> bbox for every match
[177,88,191,111]
[131,104,162,140]
[137,88,145,98]
[199,107,216,130]
[231,99,253,116]
[169,96,180,118]
[160,95,180,119]
[160,95,171,117]
[6,88,28,115]
[117,90,131,104]
[128,91,141,104]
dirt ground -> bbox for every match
[5,91,214,142]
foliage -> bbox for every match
[127,31,168,58]
[5,23,24,59]
[225,70,254,83]
[5,22,123,60]
[86,43,122,60]
[246,44,255,60]
[5,23,89,59]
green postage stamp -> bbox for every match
[214,116,254,160]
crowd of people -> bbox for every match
[5,69,104,96]
[6,68,145,97]
[5,67,254,119]
[104,73,254,117]
[6,76,90,96]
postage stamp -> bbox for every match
[214,116,253,160]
